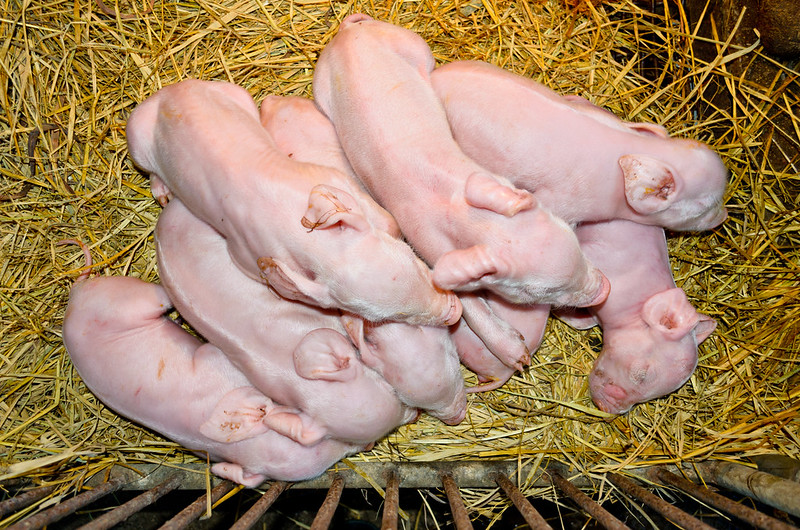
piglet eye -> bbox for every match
[361,327,379,348]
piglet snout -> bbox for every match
[342,13,373,25]
[559,268,610,308]
[589,369,634,415]
[441,291,463,326]
[435,399,468,425]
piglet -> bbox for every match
[126,78,460,327]
[258,94,467,425]
[156,199,420,445]
[558,220,717,414]
[430,60,728,231]
[312,14,609,310]
[62,272,363,487]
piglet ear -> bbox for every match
[641,288,700,340]
[263,407,327,446]
[625,122,670,139]
[199,386,273,443]
[339,313,367,353]
[211,463,267,488]
[694,314,717,343]
[432,244,508,291]
[301,184,370,232]
[464,172,535,217]
[339,313,386,370]
[257,256,334,308]
[293,328,359,382]
[620,155,681,215]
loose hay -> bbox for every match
[1,0,799,524]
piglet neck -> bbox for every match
[580,221,675,332]
[592,278,658,333]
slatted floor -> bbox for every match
[2,461,799,529]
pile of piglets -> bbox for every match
[62,14,727,487]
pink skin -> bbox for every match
[429,60,729,231]
[450,320,514,390]
[257,94,531,400]
[62,274,364,487]
[259,95,467,425]
[258,94,401,238]
[312,14,609,310]
[125,79,460,327]
[155,199,419,446]
[557,220,717,414]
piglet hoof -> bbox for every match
[442,291,463,326]
[503,346,531,373]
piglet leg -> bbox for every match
[459,295,530,372]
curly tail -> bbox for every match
[56,239,93,282]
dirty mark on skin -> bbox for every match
[1,123,63,201]
[257,256,306,300]
[257,256,279,286]
[301,187,353,231]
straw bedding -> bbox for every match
[1,0,798,523]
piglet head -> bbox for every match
[619,138,728,231]
[297,184,462,326]
[292,326,419,442]
[433,173,610,307]
[340,314,467,426]
[589,288,716,414]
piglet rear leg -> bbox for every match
[459,295,530,372]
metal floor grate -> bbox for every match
[2,461,799,529]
